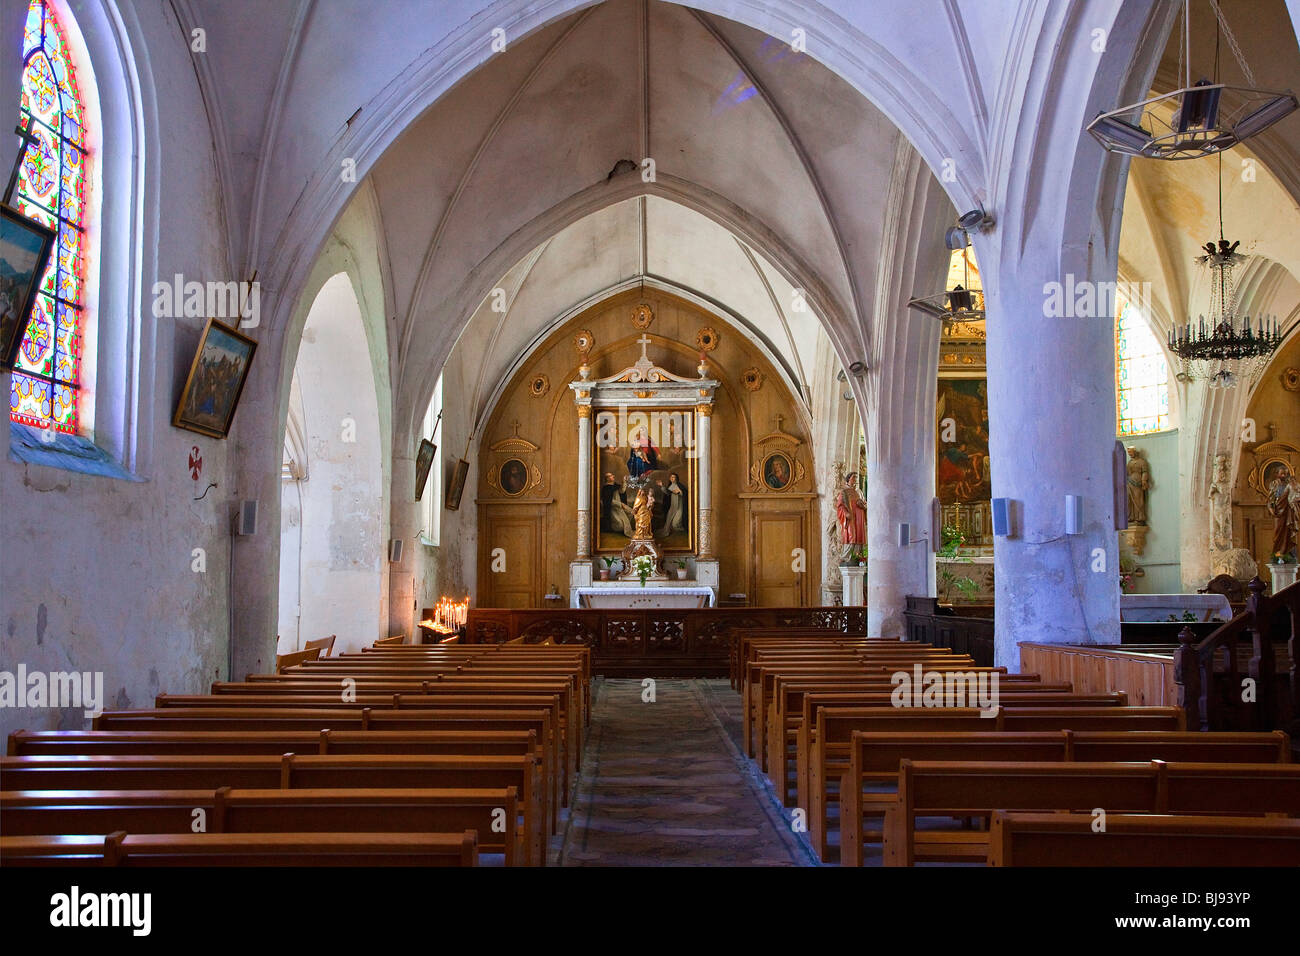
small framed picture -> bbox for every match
[445,458,470,511]
[415,439,436,501]
[499,457,528,496]
[763,452,793,490]
[0,203,57,371]
[173,318,257,439]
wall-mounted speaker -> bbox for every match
[1065,495,1083,535]
[388,539,404,564]
[897,523,912,547]
[991,497,1011,537]
[235,499,258,536]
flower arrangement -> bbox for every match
[599,556,618,581]
[631,554,656,587]
[1271,551,1297,565]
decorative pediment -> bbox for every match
[489,421,539,453]
[571,334,718,409]
[754,414,802,449]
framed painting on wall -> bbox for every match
[592,406,697,553]
[0,203,57,371]
[415,439,436,501]
[445,458,470,511]
[172,318,258,439]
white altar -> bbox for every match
[573,585,716,608]
[1120,593,1233,622]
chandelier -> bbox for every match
[1087,1,1297,160]
[1168,236,1282,386]
[908,227,985,326]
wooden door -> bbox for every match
[479,511,541,608]
[751,512,805,606]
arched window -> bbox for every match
[1115,299,1170,435]
[11,0,93,434]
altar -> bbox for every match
[573,584,716,609]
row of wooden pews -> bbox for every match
[1,639,591,867]
[732,627,1300,866]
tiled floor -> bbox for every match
[553,678,819,866]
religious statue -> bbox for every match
[627,427,659,478]
[1208,453,1233,551]
[1266,466,1300,561]
[835,470,867,563]
[632,485,656,540]
[1126,446,1151,526]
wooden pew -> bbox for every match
[839,729,1293,865]
[0,752,544,863]
[888,759,1300,866]
[275,647,321,672]
[303,635,337,658]
[1,830,479,866]
[988,811,1300,866]
[802,704,1184,861]
[765,676,1071,803]
[2,787,527,865]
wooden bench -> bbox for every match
[275,647,321,672]
[0,752,544,862]
[302,635,337,658]
[988,811,1300,866]
[887,759,1300,866]
[802,704,1184,861]
[2,786,528,865]
[839,729,1293,864]
[1,830,478,866]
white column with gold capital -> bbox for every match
[576,405,592,558]
[696,404,713,556]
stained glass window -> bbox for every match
[11,0,91,434]
[1116,300,1170,435]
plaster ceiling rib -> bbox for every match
[939,0,990,159]
[733,235,811,400]
[397,9,596,375]
[639,0,650,159]
[169,0,238,277]
[246,0,314,283]
[466,238,553,440]
[689,9,868,358]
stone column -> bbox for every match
[696,404,713,557]
[576,405,592,558]
[981,262,1120,666]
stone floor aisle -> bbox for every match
[552,678,818,866]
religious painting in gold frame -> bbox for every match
[591,405,698,554]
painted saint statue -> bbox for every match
[1266,466,1300,560]
[836,470,867,559]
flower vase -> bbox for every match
[638,574,648,588]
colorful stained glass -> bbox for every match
[1115,301,1170,436]
[10,0,91,434]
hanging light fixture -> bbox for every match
[907,226,985,326]
[1168,156,1282,385]
[1087,0,1297,160]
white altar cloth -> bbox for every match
[573,585,716,609]
[1120,593,1233,623]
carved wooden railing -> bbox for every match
[464,606,868,677]
[1173,577,1298,732]
[903,596,995,667]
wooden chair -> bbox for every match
[275,646,321,673]
[303,635,336,658]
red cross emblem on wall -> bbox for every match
[188,447,203,481]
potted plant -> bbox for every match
[631,554,655,587]
[675,558,688,580]
[599,556,616,581]
[855,545,867,567]
[936,525,979,605]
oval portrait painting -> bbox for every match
[763,452,793,491]
[499,458,528,496]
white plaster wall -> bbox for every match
[286,274,385,654]
[1,0,238,736]
[1123,429,1183,594]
